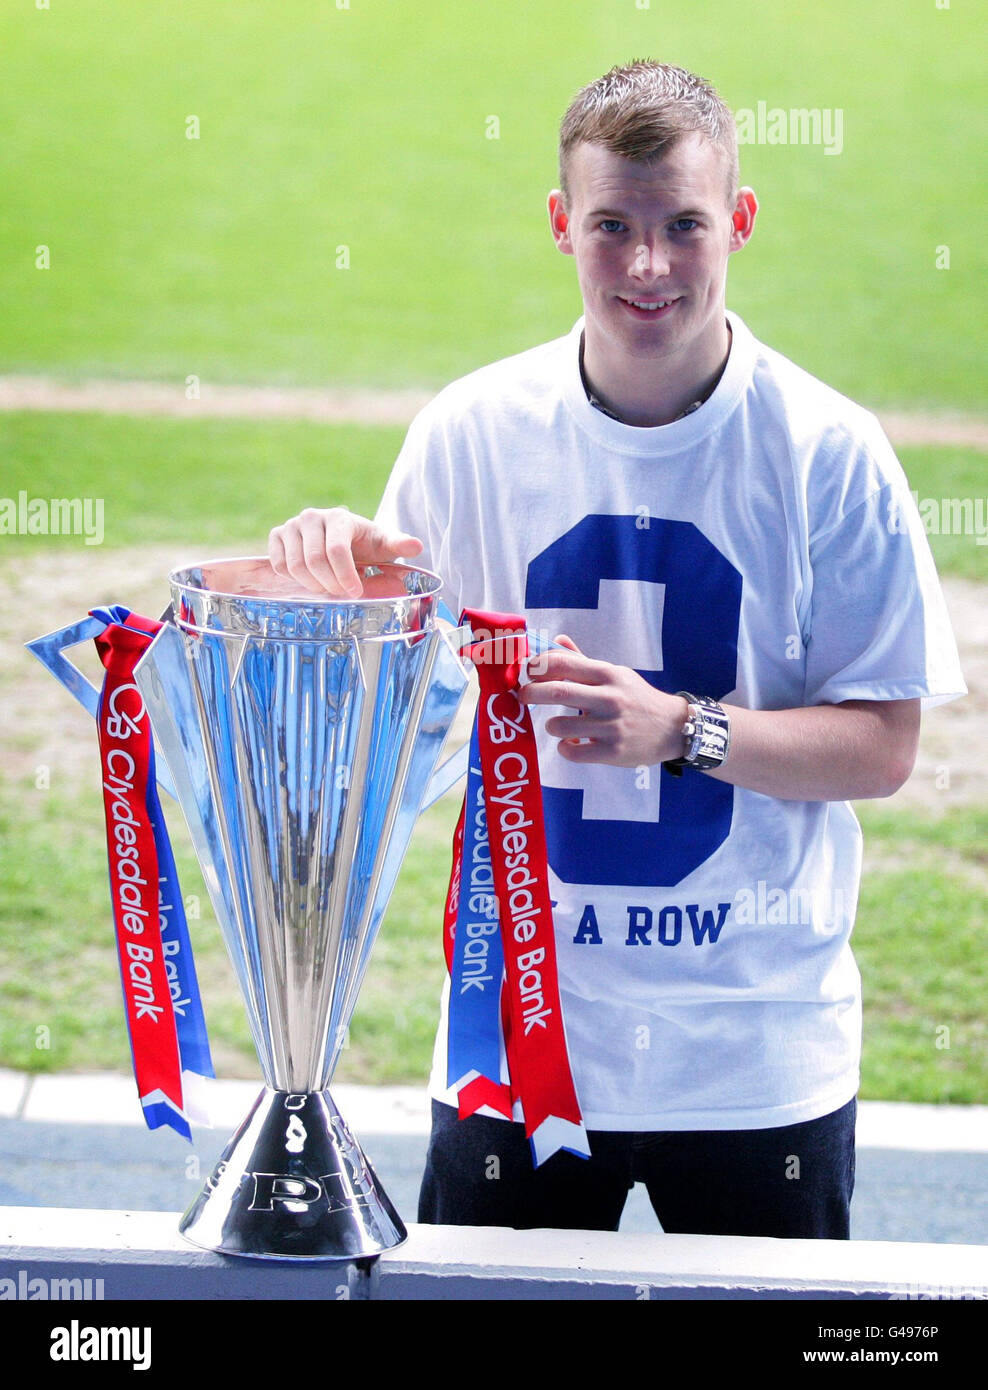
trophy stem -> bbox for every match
[180,1087,406,1261]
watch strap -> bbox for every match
[663,691,731,777]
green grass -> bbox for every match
[0,412,402,552]
[0,0,984,407]
[854,805,987,1103]
[898,447,988,583]
[856,802,988,859]
[0,775,247,1076]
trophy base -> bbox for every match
[180,1087,407,1261]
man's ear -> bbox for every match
[729,188,758,251]
[548,190,574,256]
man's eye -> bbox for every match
[599,219,626,233]
[672,218,698,232]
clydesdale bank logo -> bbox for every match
[0,490,104,545]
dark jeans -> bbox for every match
[419,1096,856,1238]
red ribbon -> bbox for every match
[455,609,588,1163]
[94,615,186,1128]
[442,799,465,976]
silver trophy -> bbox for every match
[29,557,471,1261]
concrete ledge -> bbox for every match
[1,1207,985,1301]
[375,1225,987,1301]
[0,1208,366,1301]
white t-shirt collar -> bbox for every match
[562,310,756,456]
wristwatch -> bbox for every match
[663,692,731,777]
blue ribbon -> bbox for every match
[446,718,505,1090]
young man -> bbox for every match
[268,61,965,1238]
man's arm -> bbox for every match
[520,640,920,802]
[701,698,919,800]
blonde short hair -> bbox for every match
[559,60,739,205]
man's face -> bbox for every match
[549,133,755,380]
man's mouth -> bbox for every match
[619,296,678,318]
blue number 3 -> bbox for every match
[526,514,742,888]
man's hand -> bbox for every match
[267,507,423,596]
[520,635,690,766]
[522,635,921,801]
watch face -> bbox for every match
[683,698,730,769]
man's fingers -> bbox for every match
[545,715,606,739]
[324,532,368,595]
[268,512,333,592]
[523,649,608,687]
[292,508,362,594]
[270,518,337,594]
[557,737,610,763]
[266,509,426,598]
[301,515,358,594]
[522,679,612,712]
[348,522,424,592]
[367,530,424,562]
[268,528,288,577]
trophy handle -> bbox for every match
[421,741,469,810]
[417,614,472,810]
[26,614,179,801]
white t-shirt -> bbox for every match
[375,311,966,1131]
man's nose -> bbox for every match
[629,240,670,279]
